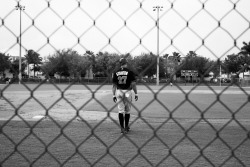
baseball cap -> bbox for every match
[119,58,127,65]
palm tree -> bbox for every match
[172,52,181,63]
[241,41,250,55]
[237,41,250,77]
[25,50,42,77]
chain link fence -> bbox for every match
[1,0,250,166]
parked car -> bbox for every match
[3,77,13,84]
[219,78,231,83]
[223,78,231,83]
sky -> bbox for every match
[0,0,250,60]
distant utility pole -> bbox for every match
[15,2,25,84]
[153,6,163,86]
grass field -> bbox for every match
[0,83,250,167]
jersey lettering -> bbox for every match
[116,71,128,76]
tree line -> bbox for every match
[1,41,249,81]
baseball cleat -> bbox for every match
[121,128,125,134]
[125,127,130,133]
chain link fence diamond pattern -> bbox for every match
[1,0,250,166]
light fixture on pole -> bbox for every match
[153,6,163,86]
[15,2,25,84]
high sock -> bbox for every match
[118,113,124,128]
[125,114,130,128]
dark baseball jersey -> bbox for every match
[113,67,136,90]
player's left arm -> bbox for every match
[130,71,138,101]
[131,81,138,101]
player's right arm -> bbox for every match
[112,83,117,103]
[112,72,118,103]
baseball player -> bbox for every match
[112,58,138,134]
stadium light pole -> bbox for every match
[153,6,163,86]
[220,63,221,87]
[15,2,25,84]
